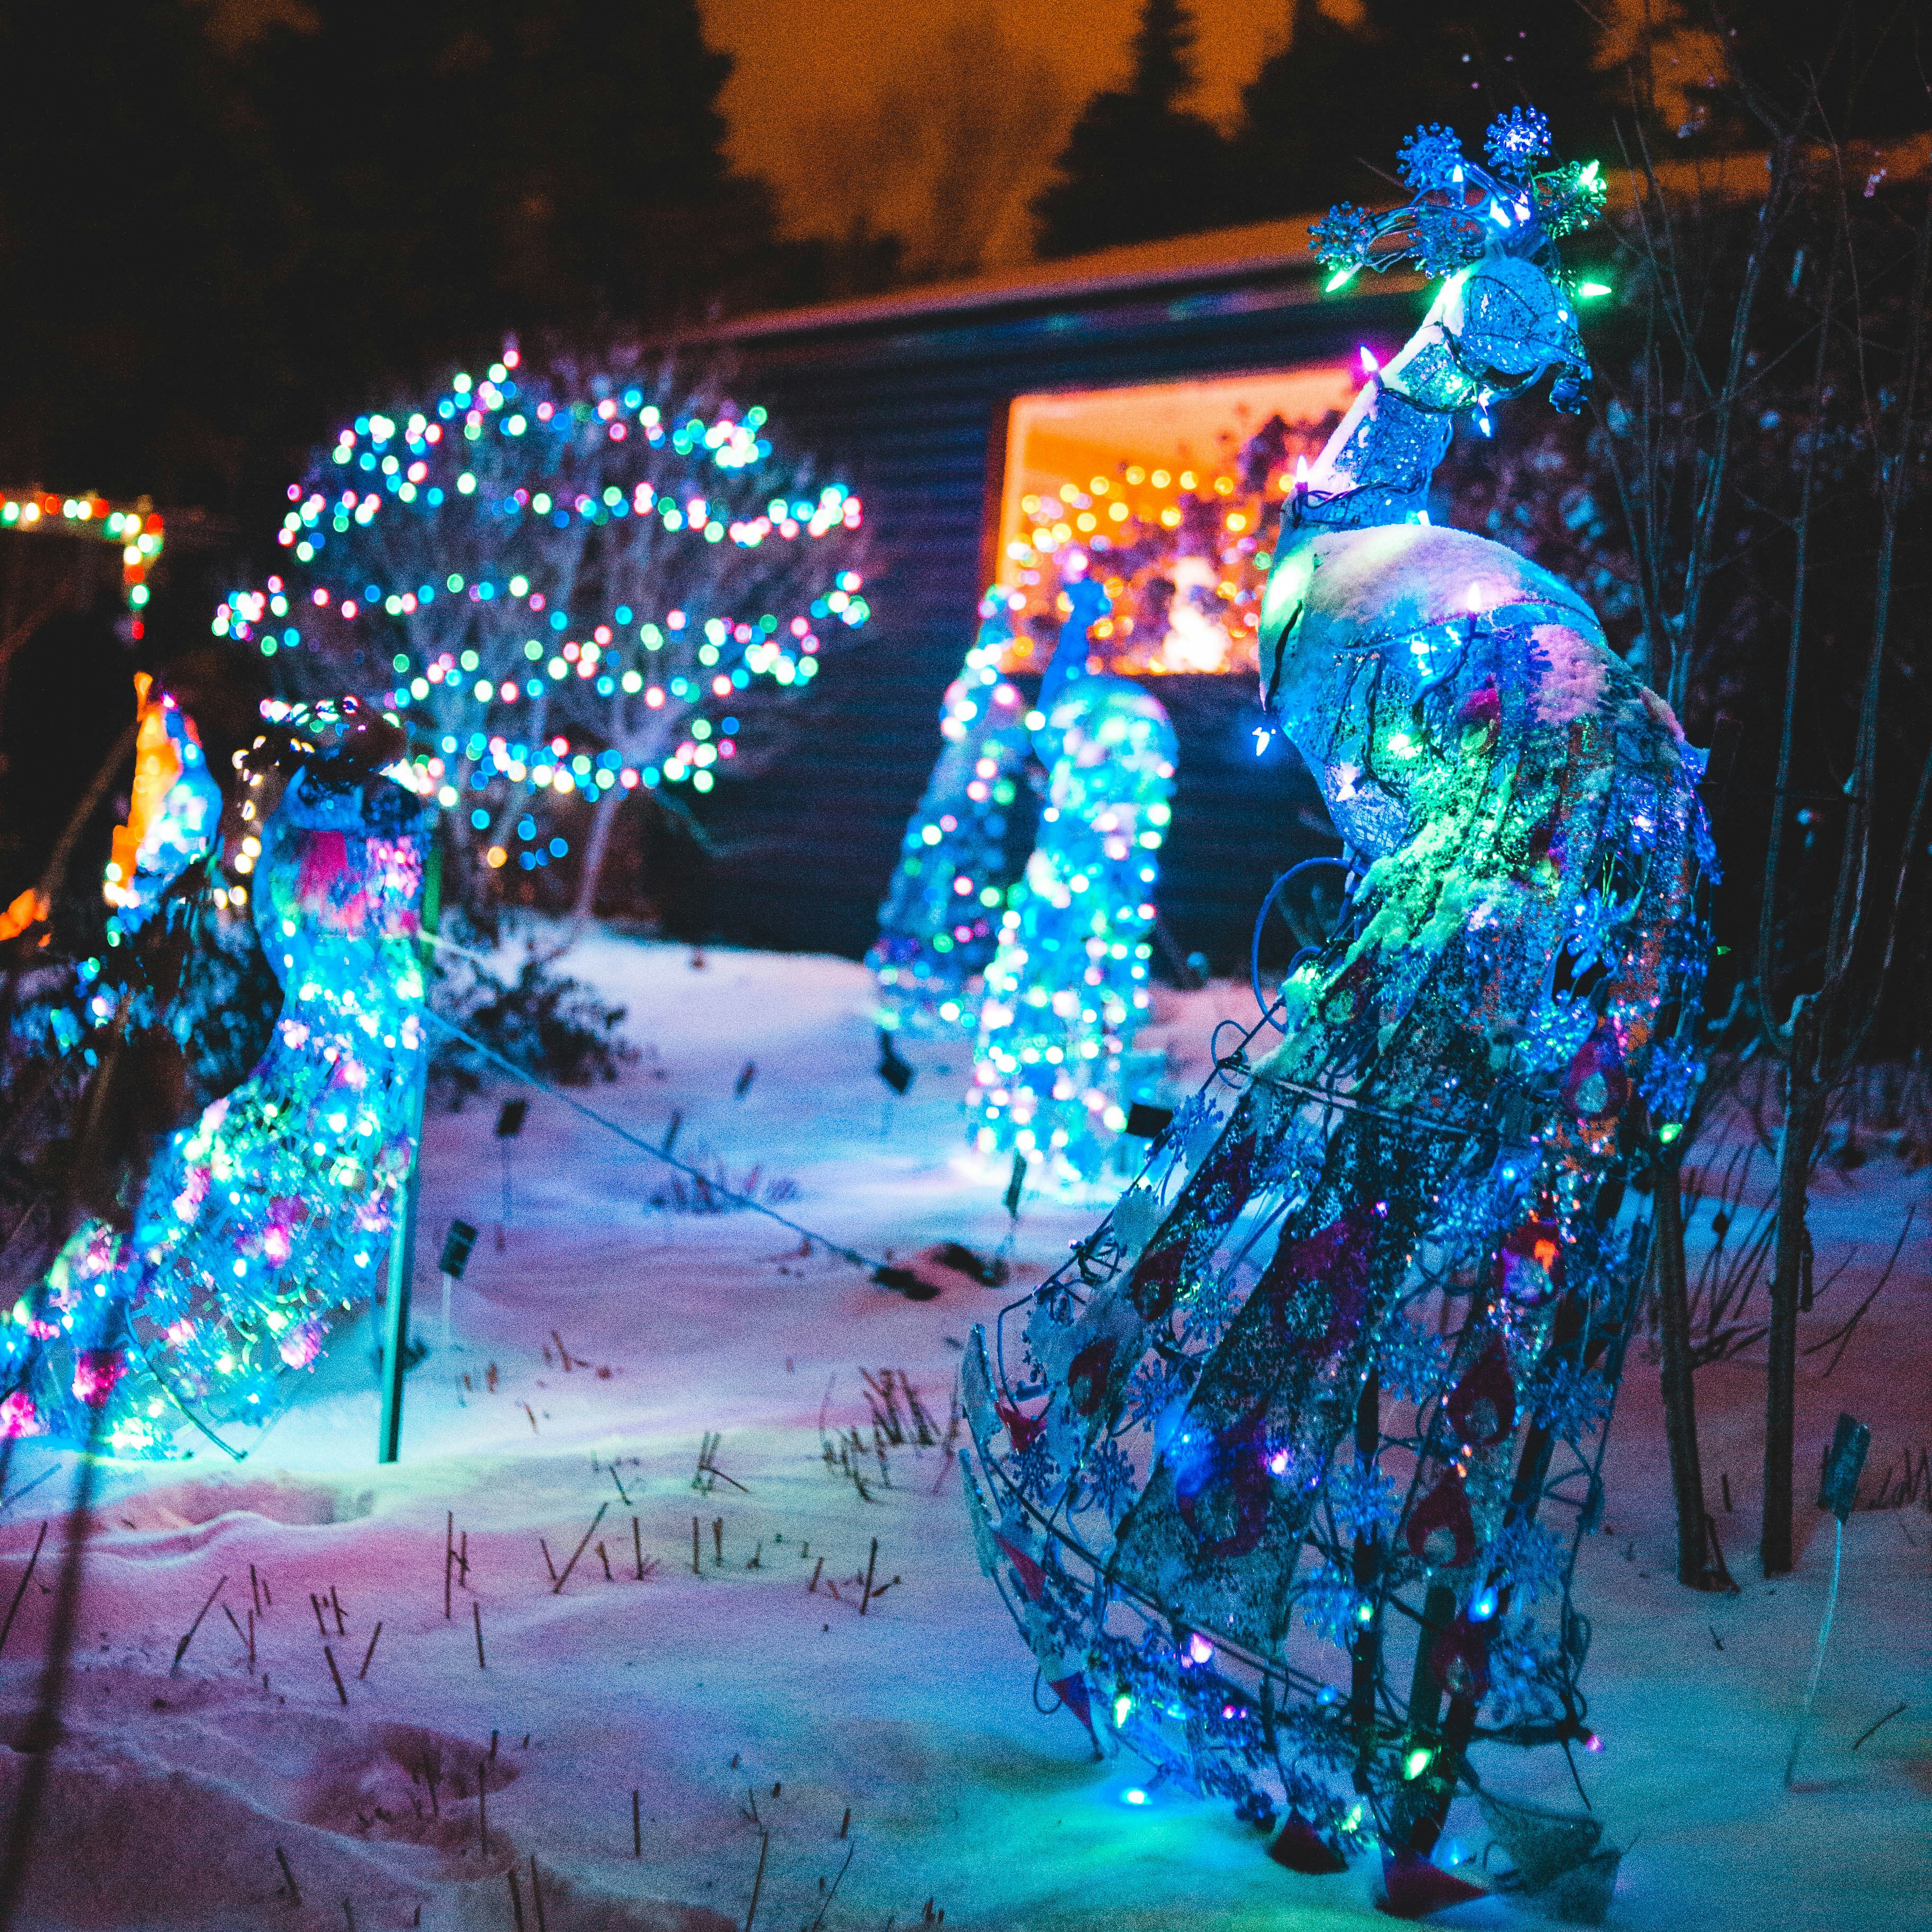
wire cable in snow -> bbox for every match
[1783,1515,1844,1787]
[422,1009,911,1285]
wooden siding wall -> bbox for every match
[688,273,1420,972]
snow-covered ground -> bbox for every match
[0,938,1926,1930]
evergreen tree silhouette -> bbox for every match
[0,1,783,529]
[262,0,779,395]
[1031,0,1231,258]
[1227,1,1383,222]
[0,0,287,510]
[1230,0,1617,223]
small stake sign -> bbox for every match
[439,1221,478,1281]
[1003,1153,1027,1221]
[876,1030,914,1096]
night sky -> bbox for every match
[700,0,1286,269]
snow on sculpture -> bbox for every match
[962,109,1714,1888]
[3,705,431,1456]
[869,591,1032,1033]
[964,570,1175,1192]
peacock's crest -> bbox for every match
[1311,108,1607,288]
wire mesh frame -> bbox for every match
[963,975,1656,1838]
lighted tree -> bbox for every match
[1031,0,1230,258]
[217,346,868,913]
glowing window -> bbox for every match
[992,365,1355,677]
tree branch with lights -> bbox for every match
[216,345,868,922]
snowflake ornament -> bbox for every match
[1484,106,1552,178]
[1309,104,1602,284]
[1538,158,1609,238]
[1310,202,1380,273]
[1399,123,1466,191]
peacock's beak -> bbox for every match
[1550,368,1591,414]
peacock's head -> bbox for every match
[1423,251,1592,418]
[1311,107,1606,421]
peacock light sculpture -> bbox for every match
[4,704,432,1457]
[965,571,1176,1193]
[869,592,1033,1034]
[962,109,1713,1892]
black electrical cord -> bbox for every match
[422,1010,911,1286]
[1249,855,1354,1032]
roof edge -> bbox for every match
[686,219,1329,345]
[663,139,1929,350]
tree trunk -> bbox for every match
[1653,1159,1718,1587]
[568,787,622,934]
[1763,1005,1823,1576]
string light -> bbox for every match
[999,416,1327,682]
[0,490,165,632]
[103,674,221,922]
[0,691,430,1454]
